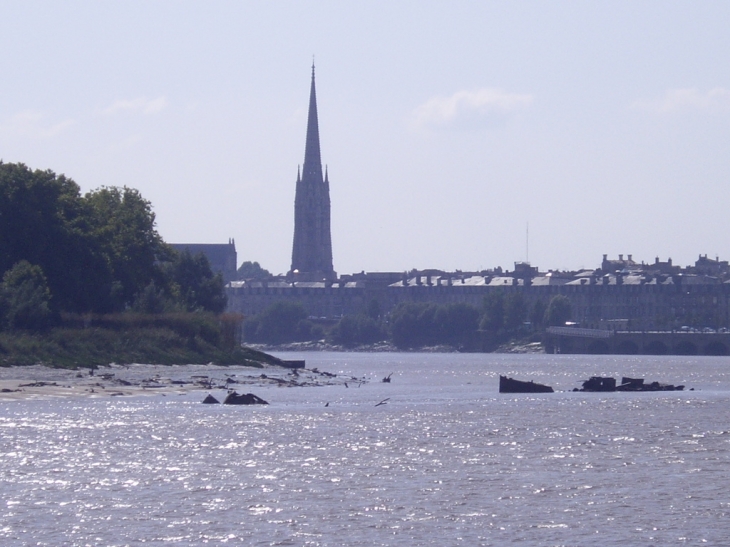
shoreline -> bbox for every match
[248,340,545,354]
[0,362,361,402]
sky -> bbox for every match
[2,1,729,276]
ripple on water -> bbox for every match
[1,354,730,545]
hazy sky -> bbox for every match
[2,2,729,276]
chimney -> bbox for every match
[619,254,623,261]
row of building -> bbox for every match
[224,254,730,331]
[175,67,730,332]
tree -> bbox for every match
[0,164,172,313]
[84,186,167,310]
[544,295,572,326]
[0,162,109,312]
[366,298,381,321]
[164,250,227,313]
[389,301,478,348]
[530,299,547,329]
[480,292,505,331]
[248,301,309,344]
[504,293,527,331]
[330,314,385,347]
[434,303,480,345]
[390,302,431,348]
[0,261,53,330]
[237,261,272,280]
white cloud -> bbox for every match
[633,88,730,114]
[413,88,533,130]
[0,110,75,139]
[102,96,168,115]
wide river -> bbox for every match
[1,352,729,546]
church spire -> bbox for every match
[289,63,336,282]
[302,62,322,181]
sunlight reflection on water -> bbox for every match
[1,352,729,545]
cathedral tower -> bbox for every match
[289,64,336,281]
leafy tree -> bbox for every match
[480,292,505,331]
[0,163,174,313]
[390,301,478,348]
[544,295,572,326]
[247,301,310,344]
[530,299,547,329]
[163,250,227,313]
[237,261,272,280]
[389,302,443,348]
[366,298,381,321]
[504,293,527,330]
[434,302,480,345]
[330,314,385,347]
[131,281,168,314]
[0,261,53,330]
[0,162,108,312]
[84,186,167,310]
[0,162,230,319]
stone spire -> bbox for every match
[302,64,323,182]
[289,64,336,281]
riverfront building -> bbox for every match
[225,68,730,332]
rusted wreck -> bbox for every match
[577,376,684,392]
[499,375,554,393]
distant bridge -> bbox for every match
[545,327,730,356]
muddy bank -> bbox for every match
[0,363,364,401]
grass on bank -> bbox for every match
[0,313,284,369]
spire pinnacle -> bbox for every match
[302,60,322,180]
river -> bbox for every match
[1,352,729,546]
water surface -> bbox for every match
[1,353,729,545]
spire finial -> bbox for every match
[312,55,315,76]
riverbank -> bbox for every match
[246,340,546,354]
[0,314,277,368]
[0,361,361,401]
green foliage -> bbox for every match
[530,299,547,329]
[544,295,572,326]
[366,299,381,320]
[164,250,227,313]
[329,314,385,347]
[434,303,480,345]
[244,301,319,344]
[0,162,108,312]
[0,162,226,321]
[480,292,505,331]
[237,261,272,280]
[1,261,54,330]
[503,293,527,330]
[390,301,479,348]
[84,186,167,310]
[0,313,280,368]
[390,302,435,348]
[132,281,167,314]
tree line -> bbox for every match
[243,292,572,350]
[0,162,226,332]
